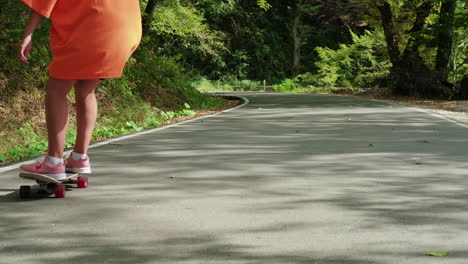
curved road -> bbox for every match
[1,93,468,264]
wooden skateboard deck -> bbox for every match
[19,172,79,184]
[18,172,88,199]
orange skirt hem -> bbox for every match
[19,0,52,18]
[49,72,123,80]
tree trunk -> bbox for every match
[435,0,457,81]
[375,1,400,66]
[375,0,451,98]
[458,74,468,99]
[142,0,159,36]
[292,5,302,77]
[404,2,433,54]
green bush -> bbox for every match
[130,47,224,110]
[194,78,266,92]
[194,78,233,92]
[272,78,335,94]
[238,80,261,91]
[314,29,391,88]
[273,78,299,92]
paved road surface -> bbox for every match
[1,93,468,264]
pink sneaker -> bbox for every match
[20,156,66,180]
[65,154,91,174]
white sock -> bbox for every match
[72,152,88,161]
[48,156,64,166]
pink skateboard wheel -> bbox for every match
[77,176,88,189]
[54,185,66,198]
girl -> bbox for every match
[18,0,142,180]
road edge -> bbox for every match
[333,93,468,129]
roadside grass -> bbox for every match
[0,99,203,164]
[195,79,338,94]
[195,78,233,92]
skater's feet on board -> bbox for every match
[20,155,66,180]
[65,152,91,174]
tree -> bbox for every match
[142,0,160,36]
[291,0,369,77]
[454,0,468,97]
[435,0,457,81]
[292,0,304,77]
[371,0,455,98]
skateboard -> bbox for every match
[19,172,88,199]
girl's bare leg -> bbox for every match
[74,79,101,154]
[46,77,76,158]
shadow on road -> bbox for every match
[1,93,467,263]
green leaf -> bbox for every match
[424,251,449,257]
[0,153,6,162]
[184,103,191,109]
[257,0,272,10]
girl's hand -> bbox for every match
[18,10,43,65]
[18,34,33,65]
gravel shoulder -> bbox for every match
[334,88,468,127]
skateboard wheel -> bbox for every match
[76,176,88,189]
[54,185,66,198]
[19,185,31,199]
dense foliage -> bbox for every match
[2,0,466,97]
[142,0,466,96]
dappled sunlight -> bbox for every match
[1,93,468,263]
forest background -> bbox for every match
[0,0,467,163]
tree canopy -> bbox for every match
[1,0,467,95]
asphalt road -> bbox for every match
[1,92,468,264]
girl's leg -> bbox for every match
[46,77,76,158]
[74,79,101,154]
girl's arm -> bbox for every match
[18,10,43,65]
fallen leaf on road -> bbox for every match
[424,250,449,257]
[369,144,375,147]
[415,160,422,165]
[416,140,431,144]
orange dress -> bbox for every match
[20,0,142,79]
